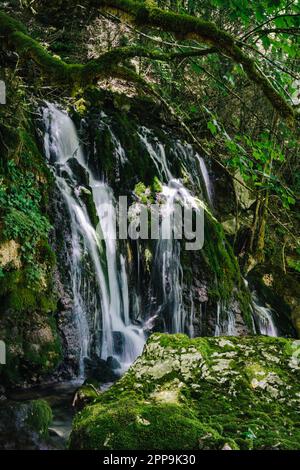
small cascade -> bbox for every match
[153,180,200,333]
[197,156,214,206]
[251,292,278,337]
[43,103,144,375]
[138,127,172,181]
[138,128,207,335]
[214,302,237,336]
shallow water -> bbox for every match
[9,381,81,449]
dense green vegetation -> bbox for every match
[0,74,61,385]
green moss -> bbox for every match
[25,399,53,438]
[203,217,237,297]
[8,287,37,312]
[0,10,27,35]
[79,189,99,228]
[0,266,57,314]
[133,177,163,205]
[0,269,21,296]
[70,333,300,450]
[0,77,61,386]
[79,384,101,402]
[134,182,148,203]
[71,400,225,450]
[144,247,152,272]
[152,176,163,193]
[24,334,62,374]
[37,240,56,267]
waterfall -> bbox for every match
[42,103,218,378]
[214,302,237,336]
[138,128,207,335]
[43,103,145,375]
[251,292,278,337]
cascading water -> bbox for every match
[242,279,278,337]
[251,292,278,337]
[198,156,214,206]
[43,103,145,375]
[41,100,282,384]
[214,302,237,336]
[42,103,233,379]
[138,128,207,334]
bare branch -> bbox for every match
[241,13,300,41]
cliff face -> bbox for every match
[0,77,62,388]
[0,86,253,389]
[70,333,300,450]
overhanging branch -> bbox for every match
[93,0,297,122]
[0,10,215,86]
[0,4,298,123]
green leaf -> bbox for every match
[287,196,296,205]
[207,120,217,135]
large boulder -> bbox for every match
[70,333,300,450]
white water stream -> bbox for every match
[43,104,145,375]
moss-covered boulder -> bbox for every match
[0,399,52,450]
[70,333,300,450]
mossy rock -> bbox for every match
[70,333,300,450]
[0,312,62,386]
[0,399,52,449]
[71,400,224,450]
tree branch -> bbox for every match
[241,13,300,41]
[255,27,300,36]
[0,10,215,85]
[93,0,296,123]
[1,4,298,123]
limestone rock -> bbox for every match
[70,333,300,450]
[0,240,21,269]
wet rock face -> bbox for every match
[248,266,298,337]
[83,356,118,383]
[182,248,250,337]
[42,95,254,385]
[70,334,300,450]
[49,187,82,380]
[0,399,52,450]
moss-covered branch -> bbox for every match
[0,5,297,123]
[0,10,215,87]
[93,0,296,122]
